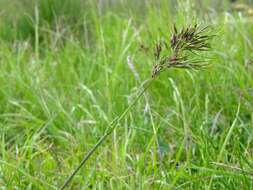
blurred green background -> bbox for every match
[1,0,253,189]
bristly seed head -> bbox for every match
[154,42,162,60]
[152,24,214,79]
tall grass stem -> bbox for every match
[60,79,154,190]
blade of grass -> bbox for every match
[59,79,154,190]
[0,160,57,189]
[207,102,241,189]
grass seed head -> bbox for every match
[152,24,213,78]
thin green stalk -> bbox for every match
[59,79,154,190]
[207,102,240,189]
[60,24,213,190]
[34,4,39,62]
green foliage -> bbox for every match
[1,0,253,189]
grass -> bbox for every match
[1,0,253,189]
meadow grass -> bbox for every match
[1,0,253,189]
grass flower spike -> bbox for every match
[152,24,213,78]
[60,24,214,189]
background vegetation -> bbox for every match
[1,0,253,189]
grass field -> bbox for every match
[1,0,253,189]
